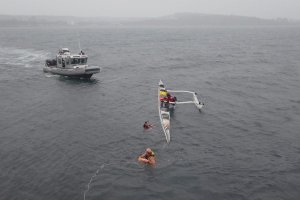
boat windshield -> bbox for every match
[71,58,87,65]
[80,58,87,64]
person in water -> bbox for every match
[143,121,153,129]
[138,148,156,165]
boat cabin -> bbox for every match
[46,48,88,68]
[56,48,88,68]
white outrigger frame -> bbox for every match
[158,80,204,143]
[167,90,204,110]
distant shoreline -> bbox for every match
[0,13,299,27]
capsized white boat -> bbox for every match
[158,81,171,143]
[158,80,204,143]
[44,48,100,79]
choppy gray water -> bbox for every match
[0,26,300,200]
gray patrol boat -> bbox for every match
[44,48,100,79]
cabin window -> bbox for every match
[66,58,70,65]
[71,58,80,65]
[58,58,62,64]
[62,59,65,67]
[81,58,87,64]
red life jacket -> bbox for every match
[160,97,168,101]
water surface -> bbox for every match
[0,26,300,200]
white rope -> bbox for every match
[83,161,138,200]
[83,163,106,200]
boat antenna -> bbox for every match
[77,32,82,52]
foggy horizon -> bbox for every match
[0,12,299,21]
[1,0,300,20]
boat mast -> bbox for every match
[77,32,82,52]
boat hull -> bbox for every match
[43,65,100,79]
[158,80,171,143]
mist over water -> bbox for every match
[0,26,300,200]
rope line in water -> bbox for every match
[83,164,106,200]
[83,127,166,200]
[83,161,138,200]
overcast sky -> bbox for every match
[1,0,300,19]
